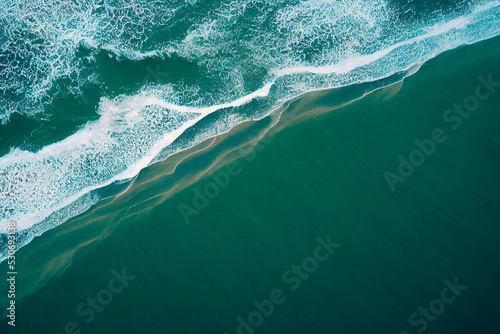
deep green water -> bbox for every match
[1,32,499,333]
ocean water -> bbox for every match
[1,0,500,333]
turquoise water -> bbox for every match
[1,1,500,333]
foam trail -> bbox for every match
[143,82,274,115]
[272,16,474,77]
[0,83,274,234]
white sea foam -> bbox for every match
[271,15,472,77]
[0,0,182,122]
